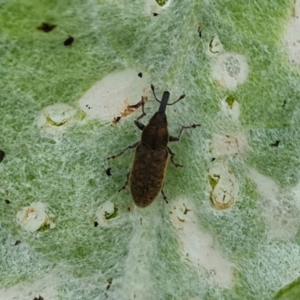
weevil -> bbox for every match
[108,84,200,208]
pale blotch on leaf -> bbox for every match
[220,95,241,121]
[170,197,234,288]
[16,202,55,233]
[96,201,118,224]
[283,0,300,65]
[78,69,150,122]
[249,168,300,241]
[208,161,238,209]
[211,133,248,157]
[207,35,224,56]
[145,0,171,16]
[212,53,249,90]
[155,0,168,6]
[36,103,77,139]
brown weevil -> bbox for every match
[108,85,200,208]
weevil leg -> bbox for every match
[161,189,168,204]
[134,120,145,131]
[167,146,183,168]
[118,172,130,192]
[169,124,201,142]
[107,141,139,160]
[134,96,147,130]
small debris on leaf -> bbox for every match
[112,96,148,124]
[64,36,74,46]
[138,72,143,78]
[105,167,112,176]
[37,23,56,33]
[113,116,121,124]
[197,22,203,38]
[0,150,5,162]
[270,140,280,147]
[106,278,113,290]
[282,100,287,108]
[14,240,21,246]
[5,199,11,204]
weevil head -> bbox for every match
[148,112,168,131]
[146,90,169,132]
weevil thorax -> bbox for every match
[141,91,170,150]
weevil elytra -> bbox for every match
[108,85,200,208]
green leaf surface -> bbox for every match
[1,0,300,299]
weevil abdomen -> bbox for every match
[129,143,169,208]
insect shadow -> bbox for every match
[108,84,200,208]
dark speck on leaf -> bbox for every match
[197,22,203,38]
[106,278,113,290]
[14,240,21,246]
[0,150,5,162]
[94,221,99,227]
[33,296,44,300]
[113,116,121,124]
[270,140,280,147]
[211,157,216,161]
[37,23,56,33]
[153,12,159,16]
[138,72,142,78]
[64,36,74,46]
[5,199,11,204]
[282,100,287,108]
[106,168,112,176]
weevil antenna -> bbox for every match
[151,84,161,103]
[167,93,186,105]
[151,84,185,106]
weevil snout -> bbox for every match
[158,91,170,113]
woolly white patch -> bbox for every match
[170,198,234,288]
[211,133,248,157]
[78,69,150,121]
[212,53,249,90]
[208,161,238,209]
[16,202,55,233]
[283,0,300,65]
